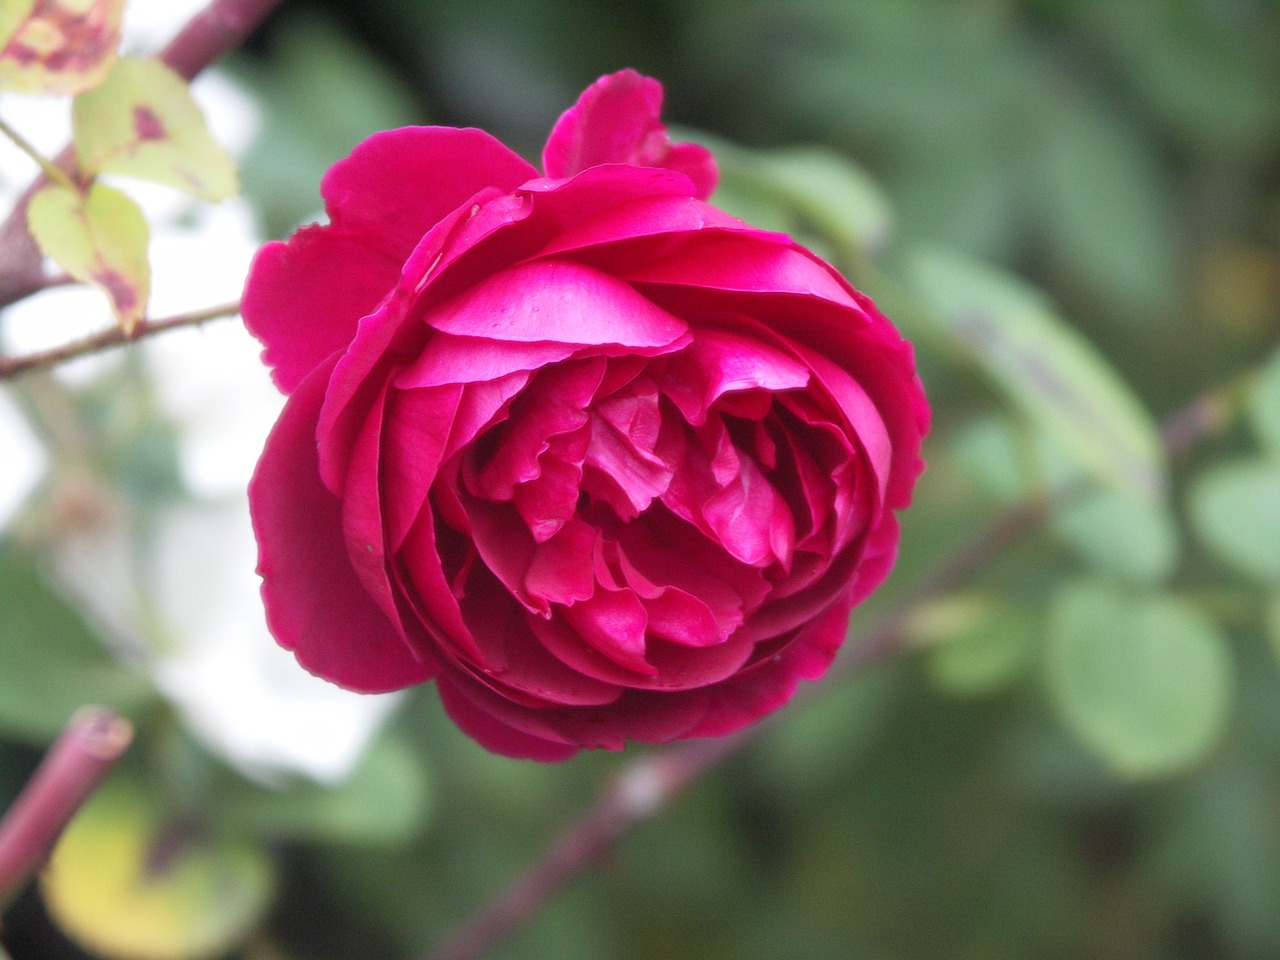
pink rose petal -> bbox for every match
[249,359,435,692]
[242,227,399,394]
[542,69,717,198]
[323,126,537,263]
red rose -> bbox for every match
[243,70,929,760]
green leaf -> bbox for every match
[27,181,149,331]
[0,547,154,744]
[1052,487,1180,585]
[919,596,1034,697]
[72,56,238,201]
[1267,594,1280,668]
[908,246,1167,499]
[1188,461,1280,583]
[0,0,122,95]
[1033,96,1179,321]
[1248,347,1280,457]
[699,132,892,264]
[740,145,893,261]
[950,414,1083,502]
[1045,581,1233,779]
[219,733,430,846]
[41,780,275,960]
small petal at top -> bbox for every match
[542,70,717,199]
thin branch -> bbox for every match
[0,117,78,193]
[0,0,285,308]
[418,379,1237,960]
[425,733,750,960]
[158,0,286,82]
[0,300,241,379]
[0,707,133,911]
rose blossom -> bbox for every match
[243,70,928,761]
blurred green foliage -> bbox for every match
[4,0,1280,958]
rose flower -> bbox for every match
[243,70,929,760]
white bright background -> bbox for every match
[0,0,400,784]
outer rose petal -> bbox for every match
[686,595,853,739]
[242,227,399,394]
[542,69,717,199]
[437,674,578,762]
[322,127,538,263]
[250,358,435,693]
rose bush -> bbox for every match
[243,70,929,761]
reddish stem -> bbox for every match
[0,300,240,379]
[0,707,133,911]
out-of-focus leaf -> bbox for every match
[1188,461,1280,583]
[0,547,154,744]
[233,10,419,238]
[755,665,897,793]
[710,138,893,263]
[41,781,274,960]
[1249,347,1280,457]
[72,56,238,201]
[219,733,429,845]
[950,414,1082,502]
[0,0,122,95]
[1267,595,1280,668]
[26,181,149,331]
[1034,96,1179,321]
[918,595,1034,697]
[1046,580,1233,779]
[909,247,1167,499]
[1052,487,1180,585]
[0,0,37,48]
[1076,0,1280,157]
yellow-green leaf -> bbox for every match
[0,0,38,48]
[41,781,274,960]
[909,246,1168,499]
[73,56,238,201]
[0,0,123,95]
[27,180,149,331]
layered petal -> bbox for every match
[244,70,929,763]
[242,226,399,394]
[249,358,434,692]
[542,69,717,199]
[322,126,538,263]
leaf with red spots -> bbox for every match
[0,0,123,95]
[27,181,150,332]
[73,56,238,201]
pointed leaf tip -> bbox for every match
[27,181,150,332]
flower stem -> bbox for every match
[0,300,241,379]
[0,707,133,912]
[0,117,79,193]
